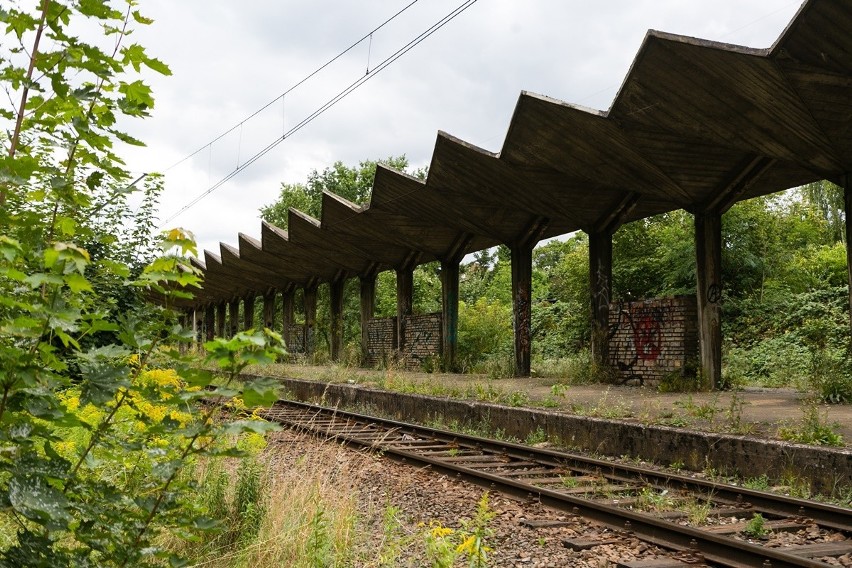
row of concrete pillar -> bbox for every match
[188,180,852,388]
[189,258,467,368]
[186,225,716,382]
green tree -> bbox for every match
[0,2,284,565]
[260,156,411,228]
[799,180,845,244]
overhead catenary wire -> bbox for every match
[161,0,420,174]
[160,0,480,227]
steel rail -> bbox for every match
[256,398,851,568]
[265,398,850,529]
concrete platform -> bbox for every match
[256,364,851,497]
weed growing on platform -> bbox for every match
[724,385,754,434]
[675,394,721,422]
[777,401,843,446]
[507,390,531,407]
[538,396,562,408]
[550,383,570,397]
[573,388,633,419]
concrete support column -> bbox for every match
[243,295,255,331]
[360,274,377,364]
[216,303,226,338]
[303,284,318,355]
[330,277,345,362]
[204,304,215,343]
[228,299,240,337]
[511,244,533,377]
[282,288,295,352]
[262,293,275,329]
[510,217,548,377]
[589,230,613,367]
[440,260,461,371]
[396,266,414,358]
[695,210,723,389]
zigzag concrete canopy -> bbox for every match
[190,0,849,299]
[175,0,851,383]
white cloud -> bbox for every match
[118,0,803,254]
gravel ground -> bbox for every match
[265,431,684,567]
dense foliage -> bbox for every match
[264,159,851,396]
[0,2,283,565]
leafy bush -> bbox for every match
[0,4,286,565]
[457,298,513,373]
[808,348,852,404]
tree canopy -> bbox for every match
[260,155,418,228]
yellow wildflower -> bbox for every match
[457,535,477,554]
[430,524,454,539]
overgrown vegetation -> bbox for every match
[172,431,498,567]
[262,154,852,398]
[0,3,283,565]
[1,0,847,563]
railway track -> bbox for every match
[250,398,850,568]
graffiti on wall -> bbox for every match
[609,303,665,384]
[607,296,698,385]
[632,308,663,361]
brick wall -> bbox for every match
[364,314,443,369]
[287,324,306,354]
[401,313,442,370]
[607,295,698,385]
[365,317,397,367]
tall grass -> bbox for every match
[175,432,368,567]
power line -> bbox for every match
[161,0,420,173]
[160,0,479,227]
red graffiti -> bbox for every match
[632,314,662,361]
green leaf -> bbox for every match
[77,0,117,18]
[114,131,146,146]
[177,367,214,388]
[43,247,59,268]
[144,55,171,76]
[78,348,131,405]
[0,267,28,282]
[56,216,76,237]
[5,10,39,40]
[241,377,279,407]
[0,236,22,261]
[85,170,104,190]
[1,316,44,338]
[9,475,72,528]
[152,459,182,482]
[64,272,92,293]
[132,10,154,25]
[219,420,279,437]
[24,273,64,288]
[119,80,154,114]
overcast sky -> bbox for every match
[120,0,804,255]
